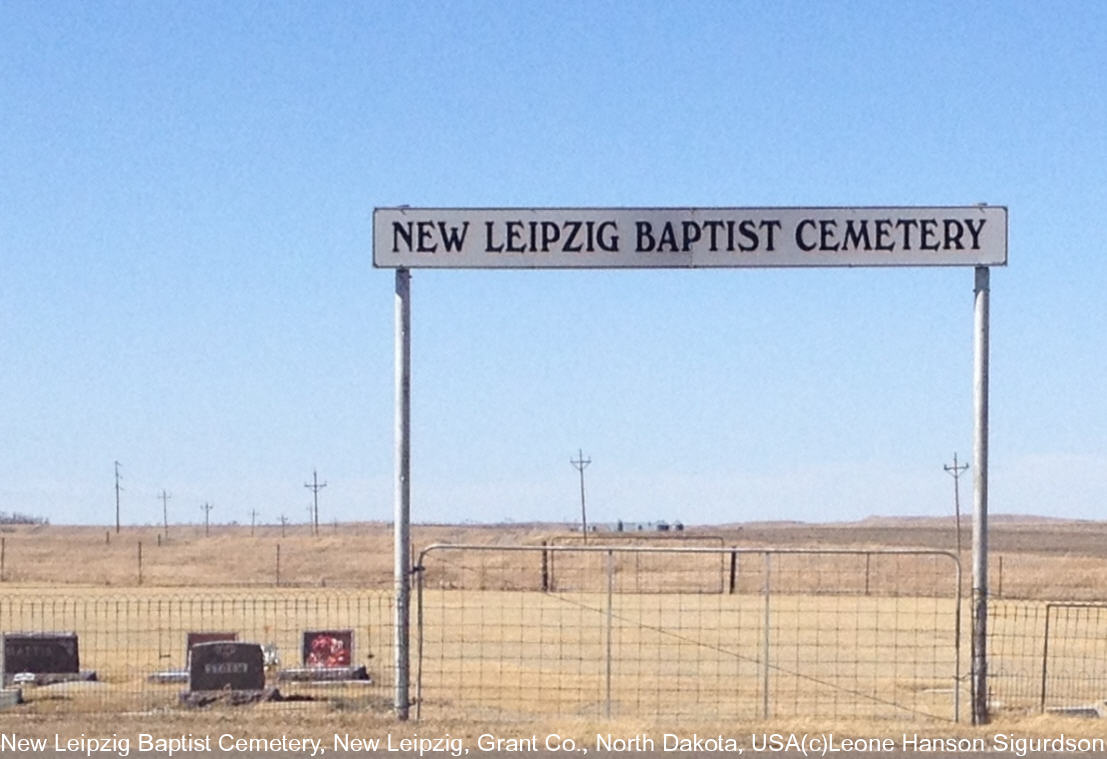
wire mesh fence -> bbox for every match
[0,587,393,713]
[988,600,1107,715]
[414,544,962,723]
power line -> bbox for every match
[304,469,327,537]
[114,461,123,534]
[158,489,171,542]
[570,449,591,542]
[201,501,213,537]
[944,452,970,555]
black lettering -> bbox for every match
[702,220,725,251]
[656,222,679,252]
[564,221,583,252]
[484,221,503,252]
[818,219,839,251]
[635,221,655,252]
[795,219,817,251]
[761,220,781,251]
[842,219,871,251]
[540,221,560,252]
[895,218,919,250]
[392,222,414,252]
[596,221,619,252]
[964,218,986,249]
[737,220,759,252]
[943,219,965,249]
[873,219,894,251]
[919,218,939,250]
[416,220,437,252]
[681,221,701,252]
[504,221,525,252]
[437,221,468,252]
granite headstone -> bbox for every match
[188,642,264,692]
[3,632,79,681]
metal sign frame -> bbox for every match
[374,206,1007,269]
[378,205,1004,724]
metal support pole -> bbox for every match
[971,265,991,725]
[394,268,413,720]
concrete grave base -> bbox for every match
[277,665,371,683]
[4,670,97,687]
[179,688,317,707]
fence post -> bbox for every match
[1039,604,1053,713]
[865,553,871,595]
[762,551,771,719]
[137,541,143,585]
[728,549,737,594]
[1,536,5,581]
[997,555,1003,598]
[541,540,549,592]
[275,544,281,586]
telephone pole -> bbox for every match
[158,489,171,542]
[304,470,327,537]
[113,461,123,533]
[250,508,259,537]
[570,449,591,542]
[201,502,213,537]
[944,452,970,555]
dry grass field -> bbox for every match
[1,518,1105,744]
[2,516,1106,597]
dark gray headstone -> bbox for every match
[188,642,264,692]
[302,629,353,667]
[186,631,237,658]
[3,632,79,675]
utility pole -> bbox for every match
[250,508,259,537]
[944,452,970,556]
[113,461,123,533]
[304,469,327,537]
[158,489,171,543]
[570,449,591,542]
[279,514,288,538]
[201,502,213,537]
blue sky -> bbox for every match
[2,1,1104,527]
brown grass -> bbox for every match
[1,519,1105,743]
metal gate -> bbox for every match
[414,544,961,722]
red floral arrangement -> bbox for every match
[306,634,350,667]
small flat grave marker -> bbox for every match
[3,632,79,684]
[302,629,353,668]
[188,642,264,692]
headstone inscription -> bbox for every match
[2,632,79,684]
[188,642,264,692]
